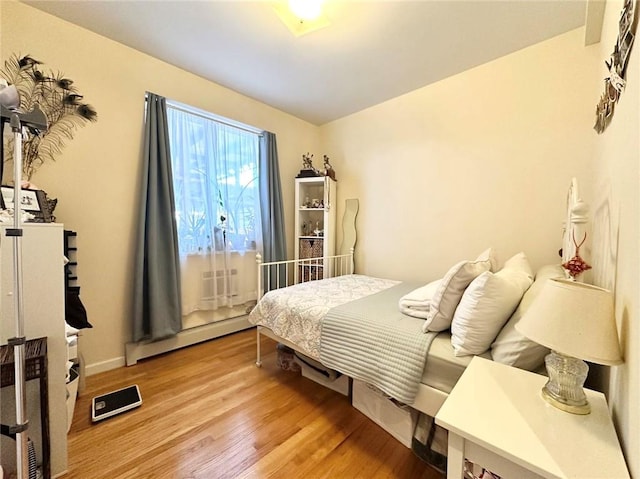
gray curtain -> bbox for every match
[259,132,287,287]
[132,93,182,342]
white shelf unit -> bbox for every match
[294,176,337,282]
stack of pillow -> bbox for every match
[399,248,565,371]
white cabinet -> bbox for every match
[0,223,67,477]
[294,176,337,281]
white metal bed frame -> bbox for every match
[254,250,355,367]
[252,249,450,416]
[251,178,587,417]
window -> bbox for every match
[166,103,262,256]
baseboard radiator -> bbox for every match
[126,265,256,365]
[125,316,252,367]
[202,268,239,301]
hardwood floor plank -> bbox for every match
[66,329,444,479]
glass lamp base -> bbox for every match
[541,351,591,415]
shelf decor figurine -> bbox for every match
[296,152,322,178]
[323,155,336,181]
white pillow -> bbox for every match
[500,251,534,284]
[422,250,493,332]
[491,264,566,369]
[479,247,499,272]
[450,252,534,356]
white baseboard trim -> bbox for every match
[85,356,126,376]
[124,315,252,366]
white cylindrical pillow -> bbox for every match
[398,279,441,319]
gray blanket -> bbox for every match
[319,282,437,404]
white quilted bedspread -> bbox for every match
[248,274,399,359]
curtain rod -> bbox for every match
[145,93,263,137]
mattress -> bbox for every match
[252,274,494,397]
[420,332,491,394]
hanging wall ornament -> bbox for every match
[562,232,592,279]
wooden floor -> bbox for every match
[66,329,444,479]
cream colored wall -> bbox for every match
[586,1,639,476]
[321,29,599,281]
[321,20,638,477]
[1,1,320,373]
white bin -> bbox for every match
[299,361,350,396]
[352,379,418,448]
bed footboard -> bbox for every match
[254,250,354,366]
[255,250,355,300]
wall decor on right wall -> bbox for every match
[594,0,637,133]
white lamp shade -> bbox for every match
[515,278,622,365]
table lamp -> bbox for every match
[515,278,622,414]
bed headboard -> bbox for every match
[590,182,618,292]
[561,177,591,280]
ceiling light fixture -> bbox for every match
[273,0,330,37]
[288,0,323,21]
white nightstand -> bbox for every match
[435,356,629,479]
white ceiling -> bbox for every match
[23,1,587,125]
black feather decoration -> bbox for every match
[1,53,98,180]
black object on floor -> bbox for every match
[91,384,142,423]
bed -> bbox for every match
[249,178,587,418]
